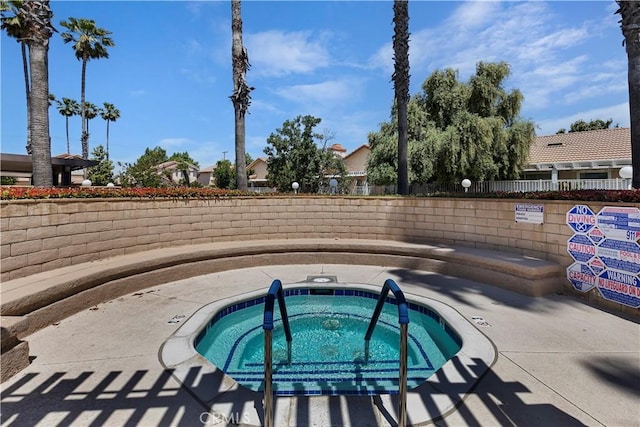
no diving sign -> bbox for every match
[566,205,596,234]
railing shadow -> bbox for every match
[373,357,586,427]
[1,358,589,427]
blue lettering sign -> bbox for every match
[567,205,596,234]
[566,262,597,292]
[567,234,596,263]
[596,239,640,274]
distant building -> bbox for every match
[523,127,631,181]
[248,158,273,192]
[0,153,97,186]
[197,164,216,186]
[154,160,198,185]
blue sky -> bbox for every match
[1,1,630,171]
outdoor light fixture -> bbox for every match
[81,179,92,187]
[106,182,115,188]
[292,182,299,194]
[619,166,633,189]
[461,179,471,192]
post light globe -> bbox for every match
[619,166,633,179]
[81,179,92,187]
[461,179,471,189]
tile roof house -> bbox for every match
[154,160,199,185]
[522,127,631,180]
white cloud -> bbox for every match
[245,30,331,77]
[445,1,502,30]
[274,79,365,109]
[158,138,191,148]
[367,1,605,110]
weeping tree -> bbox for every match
[616,1,640,189]
[392,0,410,195]
[230,0,253,191]
[367,61,534,185]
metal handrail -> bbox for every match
[262,279,292,427]
[365,279,409,427]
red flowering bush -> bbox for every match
[1,186,639,202]
[0,186,253,200]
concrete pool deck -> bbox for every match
[1,263,638,426]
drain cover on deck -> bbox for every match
[306,275,338,283]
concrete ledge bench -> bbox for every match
[0,238,563,382]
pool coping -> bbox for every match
[159,280,497,426]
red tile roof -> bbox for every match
[528,128,630,165]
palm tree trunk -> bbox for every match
[106,120,110,160]
[630,48,640,189]
[393,0,410,195]
[618,1,640,189]
[231,0,252,191]
[81,57,88,177]
[65,116,70,154]
[626,9,640,189]
[29,41,52,186]
[21,42,32,155]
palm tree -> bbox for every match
[230,0,253,191]
[100,102,119,160]
[616,1,640,189]
[1,0,31,154]
[56,97,80,154]
[83,101,98,140]
[393,0,410,195]
[59,17,114,171]
[18,1,54,186]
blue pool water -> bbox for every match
[195,288,461,396]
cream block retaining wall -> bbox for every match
[0,196,636,315]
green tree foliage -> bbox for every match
[213,159,235,189]
[556,118,616,134]
[117,146,168,187]
[87,144,114,186]
[264,115,348,193]
[367,61,535,184]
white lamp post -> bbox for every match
[292,182,299,194]
[619,166,633,190]
[106,182,115,188]
[461,179,471,193]
[81,179,92,187]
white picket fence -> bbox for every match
[367,179,632,196]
